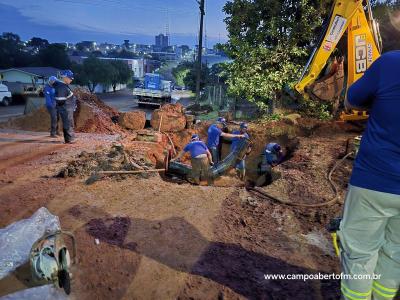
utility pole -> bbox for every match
[195,0,205,104]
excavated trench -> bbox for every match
[162,123,302,188]
[161,118,364,201]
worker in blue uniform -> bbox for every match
[263,143,283,167]
[207,117,246,164]
[44,76,59,137]
[255,142,283,186]
[338,51,400,300]
[172,134,213,185]
[231,122,250,180]
[53,70,76,144]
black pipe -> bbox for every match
[167,138,250,180]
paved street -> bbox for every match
[97,88,137,112]
[0,89,194,123]
[0,104,24,123]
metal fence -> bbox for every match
[200,84,260,120]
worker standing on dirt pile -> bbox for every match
[54,70,76,144]
[172,134,213,185]
[44,76,59,138]
[338,51,400,300]
[231,122,251,180]
[207,117,246,164]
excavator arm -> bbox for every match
[295,0,382,121]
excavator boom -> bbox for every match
[295,0,382,121]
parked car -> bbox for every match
[0,83,12,106]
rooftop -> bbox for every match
[0,67,62,78]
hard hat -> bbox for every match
[191,134,200,141]
[240,122,248,129]
[60,70,74,80]
[216,117,227,126]
[48,76,58,84]
[273,143,281,152]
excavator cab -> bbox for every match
[295,0,382,121]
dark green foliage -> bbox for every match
[72,57,132,92]
[373,1,400,52]
[222,0,329,111]
[37,44,72,69]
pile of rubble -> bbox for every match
[57,144,154,178]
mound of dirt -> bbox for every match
[2,88,123,134]
[0,106,52,132]
[57,143,154,179]
[118,111,146,130]
[151,103,187,132]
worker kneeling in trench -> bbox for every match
[255,142,284,186]
[171,134,214,185]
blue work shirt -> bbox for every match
[207,124,222,148]
[265,143,281,165]
[44,84,56,109]
[184,141,208,158]
[348,51,400,195]
[231,130,249,151]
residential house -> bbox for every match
[0,67,61,94]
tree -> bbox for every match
[373,1,400,52]
[82,57,109,92]
[27,37,49,49]
[222,0,331,111]
[209,63,228,85]
[172,62,192,86]
[71,62,89,88]
[109,60,132,92]
[37,44,71,69]
[172,61,212,91]
[91,50,103,57]
[105,49,139,59]
[73,58,132,93]
[0,33,34,68]
[1,32,21,43]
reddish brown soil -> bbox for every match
[1,89,124,135]
[0,118,362,300]
[151,103,187,132]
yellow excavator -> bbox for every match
[295,0,382,121]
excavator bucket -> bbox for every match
[306,57,345,114]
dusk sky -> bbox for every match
[0,0,229,46]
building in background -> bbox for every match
[0,67,61,85]
[155,34,169,50]
[68,55,157,79]
[75,41,97,52]
[0,67,61,94]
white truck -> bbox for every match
[0,83,12,106]
[134,73,172,108]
